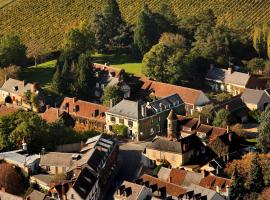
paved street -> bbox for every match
[105,141,150,199]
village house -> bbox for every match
[157,167,232,199]
[206,66,266,96]
[65,134,118,200]
[106,93,185,141]
[142,110,206,168]
[139,77,210,115]
[93,64,131,100]
[241,88,270,110]
[60,97,108,132]
[0,78,45,111]
[39,152,76,175]
[0,142,40,175]
[0,103,18,117]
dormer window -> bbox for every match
[96,83,100,88]
[73,105,79,112]
[13,86,18,91]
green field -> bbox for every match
[1,0,270,54]
[92,53,143,75]
[21,60,56,90]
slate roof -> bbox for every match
[213,96,246,113]
[107,99,142,120]
[241,88,269,105]
[206,67,250,87]
[140,77,209,105]
[72,167,97,199]
[26,190,46,200]
[0,78,33,96]
[60,97,108,122]
[40,152,74,167]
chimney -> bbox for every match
[225,105,229,110]
[46,105,50,110]
[228,132,232,142]
[22,138,27,152]
[141,105,147,118]
[227,126,229,133]
[110,99,115,108]
[4,75,7,82]
[225,185,230,198]
[198,115,201,125]
[73,97,77,104]
[216,185,220,193]
[228,67,233,74]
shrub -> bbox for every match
[112,124,128,137]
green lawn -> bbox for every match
[21,60,57,90]
[92,53,143,75]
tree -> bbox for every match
[92,0,127,52]
[0,65,21,86]
[213,109,231,128]
[0,35,27,68]
[257,106,270,153]
[253,24,269,58]
[0,163,25,195]
[133,5,159,57]
[112,124,128,137]
[158,3,178,26]
[247,57,265,73]
[230,167,246,200]
[193,104,214,123]
[63,21,95,56]
[102,85,123,107]
[230,123,244,137]
[246,154,264,193]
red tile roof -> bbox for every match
[199,175,232,192]
[140,174,187,197]
[169,169,187,185]
[60,97,108,122]
[0,104,18,117]
[41,107,64,123]
[93,63,124,77]
[139,77,207,105]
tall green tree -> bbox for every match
[213,109,231,128]
[0,35,27,68]
[253,23,270,58]
[102,85,123,107]
[257,106,270,153]
[134,5,158,58]
[230,167,246,200]
[247,154,264,193]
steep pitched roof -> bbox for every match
[115,181,148,200]
[93,63,124,78]
[199,175,232,193]
[157,167,171,182]
[139,77,209,105]
[187,184,225,200]
[206,67,250,87]
[169,169,203,187]
[241,88,270,105]
[140,174,187,198]
[0,78,33,96]
[60,97,108,122]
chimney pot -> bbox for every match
[228,67,233,74]
[216,185,220,193]
[227,126,229,133]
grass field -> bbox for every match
[92,53,143,75]
[21,60,56,90]
[1,0,270,54]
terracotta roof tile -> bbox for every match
[0,104,18,117]
[140,174,187,197]
[41,107,64,123]
[139,77,208,105]
[60,97,108,122]
[199,175,232,192]
[93,63,124,77]
[169,169,187,185]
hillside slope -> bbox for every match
[0,0,270,54]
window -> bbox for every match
[119,118,124,124]
[55,166,58,174]
[128,121,133,127]
[111,116,115,122]
[96,83,99,88]
[71,194,75,199]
